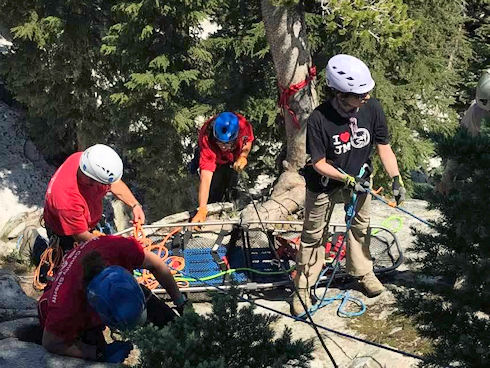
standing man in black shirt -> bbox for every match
[293,54,406,316]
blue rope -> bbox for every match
[298,290,366,319]
[336,166,433,228]
[16,234,24,250]
[368,190,433,228]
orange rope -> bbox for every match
[33,230,105,290]
[133,223,187,290]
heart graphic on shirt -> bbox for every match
[339,131,350,143]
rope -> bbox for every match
[278,66,317,129]
[371,215,403,235]
[133,265,295,283]
[300,214,403,319]
[239,176,339,368]
[298,192,366,320]
[33,239,63,291]
[336,167,433,228]
[16,234,24,250]
[298,290,366,319]
[369,190,433,228]
[132,224,189,289]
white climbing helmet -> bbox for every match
[476,69,490,111]
[326,54,375,94]
[79,144,123,185]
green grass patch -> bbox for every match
[347,303,434,356]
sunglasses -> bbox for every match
[345,92,369,100]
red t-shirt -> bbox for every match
[37,236,145,343]
[43,152,111,236]
[198,113,254,172]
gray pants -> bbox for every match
[294,188,373,290]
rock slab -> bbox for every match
[0,270,37,322]
[0,338,114,368]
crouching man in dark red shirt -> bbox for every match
[38,235,187,363]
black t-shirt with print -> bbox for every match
[305,97,390,193]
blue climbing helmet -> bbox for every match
[213,112,239,143]
[86,265,146,330]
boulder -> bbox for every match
[0,338,114,368]
[347,357,384,368]
[0,270,37,322]
[0,317,40,341]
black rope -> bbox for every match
[239,176,339,368]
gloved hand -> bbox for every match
[343,174,370,193]
[233,155,248,172]
[191,206,208,224]
[103,341,133,363]
[392,175,406,206]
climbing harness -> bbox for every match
[278,66,317,129]
[32,222,111,290]
[33,236,63,290]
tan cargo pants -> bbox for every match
[294,188,373,290]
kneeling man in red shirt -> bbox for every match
[38,235,187,363]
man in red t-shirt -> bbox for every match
[191,112,254,224]
[38,235,187,362]
[43,144,145,253]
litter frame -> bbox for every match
[116,220,403,294]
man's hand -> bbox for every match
[103,341,133,363]
[132,203,146,224]
[392,175,406,206]
[191,207,208,224]
[233,155,247,172]
[343,174,370,192]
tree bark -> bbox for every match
[242,1,318,221]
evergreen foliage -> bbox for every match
[399,118,490,367]
[128,289,314,367]
[0,0,475,217]
[99,0,219,217]
[457,0,490,106]
[0,0,112,160]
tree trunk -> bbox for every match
[242,1,318,221]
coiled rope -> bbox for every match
[132,223,189,289]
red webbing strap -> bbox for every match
[278,66,317,129]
